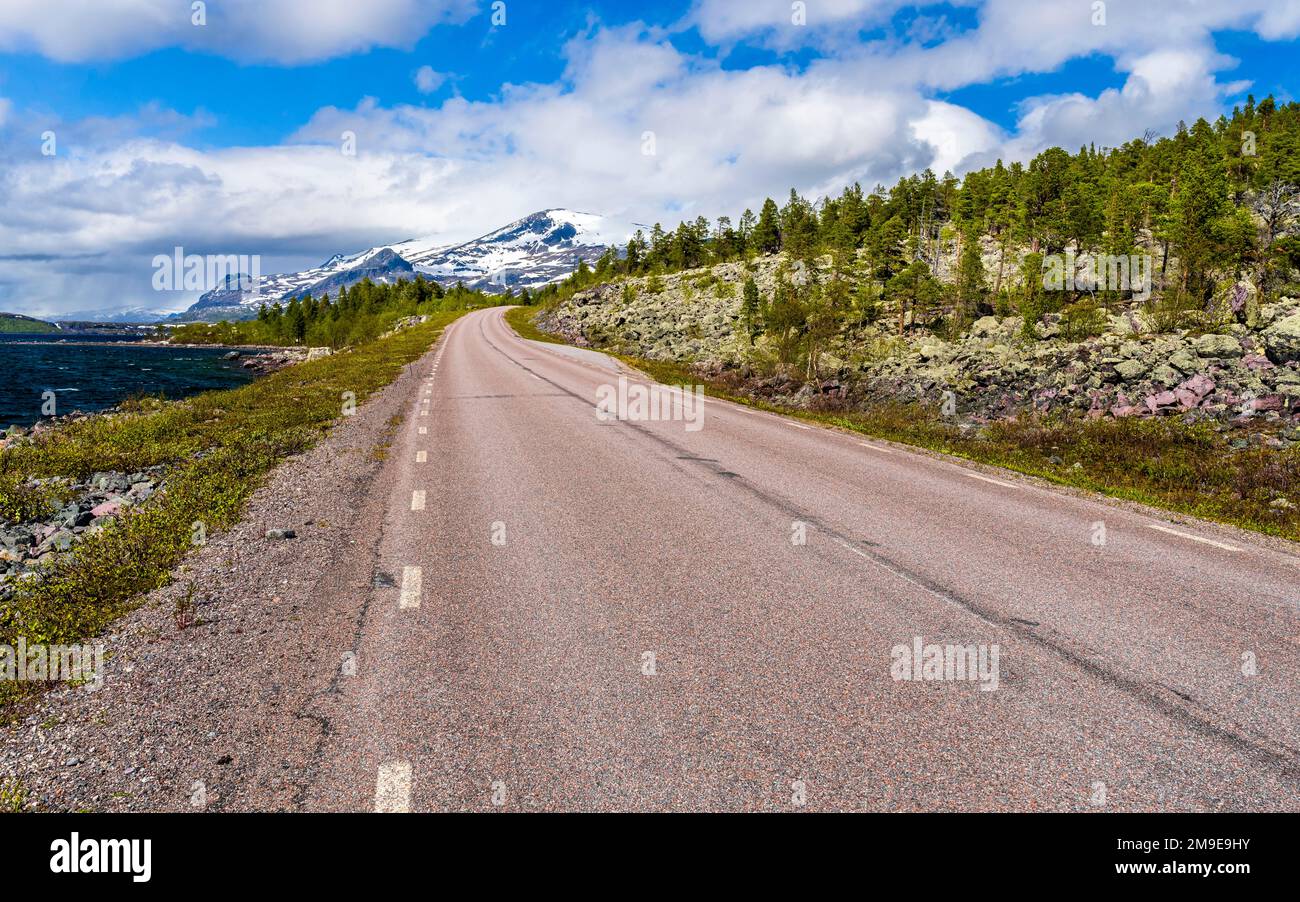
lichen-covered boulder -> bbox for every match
[1262,311,1300,364]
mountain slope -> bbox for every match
[177,209,614,322]
[0,312,59,334]
[179,247,417,323]
[401,209,610,293]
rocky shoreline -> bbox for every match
[0,322,435,811]
[0,345,333,596]
[218,346,327,375]
[0,468,166,597]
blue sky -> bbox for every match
[0,0,1298,316]
[9,3,1295,147]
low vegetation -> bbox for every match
[0,313,58,335]
[1,308,469,706]
[504,305,566,345]
[508,305,1300,542]
[168,277,489,348]
[505,100,1300,544]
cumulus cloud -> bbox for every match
[1003,48,1227,158]
[291,26,980,229]
[1,25,989,315]
[413,66,447,94]
[0,0,478,64]
[820,0,1300,93]
[687,0,905,48]
[3,2,1300,316]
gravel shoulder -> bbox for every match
[0,344,437,811]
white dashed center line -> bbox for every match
[418,427,427,435]
[1145,523,1240,552]
[410,490,426,511]
[399,566,422,609]
[415,450,427,463]
[374,761,412,812]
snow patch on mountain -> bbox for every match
[176,209,620,322]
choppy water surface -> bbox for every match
[0,335,260,428]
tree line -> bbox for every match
[535,94,1300,348]
[168,276,498,347]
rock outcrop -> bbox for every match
[537,255,1300,441]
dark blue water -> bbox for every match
[0,335,261,428]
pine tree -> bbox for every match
[741,276,761,341]
[752,198,781,255]
[954,227,987,326]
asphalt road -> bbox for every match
[304,306,1300,812]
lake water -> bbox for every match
[0,335,261,428]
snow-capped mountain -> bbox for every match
[83,306,168,324]
[401,209,612,293]
[176,209,616,322]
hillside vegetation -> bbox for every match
[1,309,469,708]
[169,277,496,347]
[0,314,57,335]
[518,98,1300,540]
[539,95,1299,339]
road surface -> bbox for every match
[304,306,1300,812]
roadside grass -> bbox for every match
[507,306,1300,543]
[0,776,25,812]
[0,310,465,705]
[504,304,568,346]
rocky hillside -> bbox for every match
[537,255,1300,444]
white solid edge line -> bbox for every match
[1145,523,1240,552]
[374,761,412,812]
[724,401,897,452]
[415,450,427,463]
[965,472,1018,489]
[411,490,426,511]
[399,566,422,609]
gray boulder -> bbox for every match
[1262,311,1300,364]
[1192,333,1243,358]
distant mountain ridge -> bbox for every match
[177,209,617,322]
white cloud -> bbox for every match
[292,27,974,226]
[413,66,447,94]
[826,0,1300,93]
[687,0,905,48]
[0,0,478,64]
[0,26,985,315]
[911,100,1004,175]
[4,3,1300,316]
[1004,48,1224,157]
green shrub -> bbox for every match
[0,476,72,525]
[0,312,466,655]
